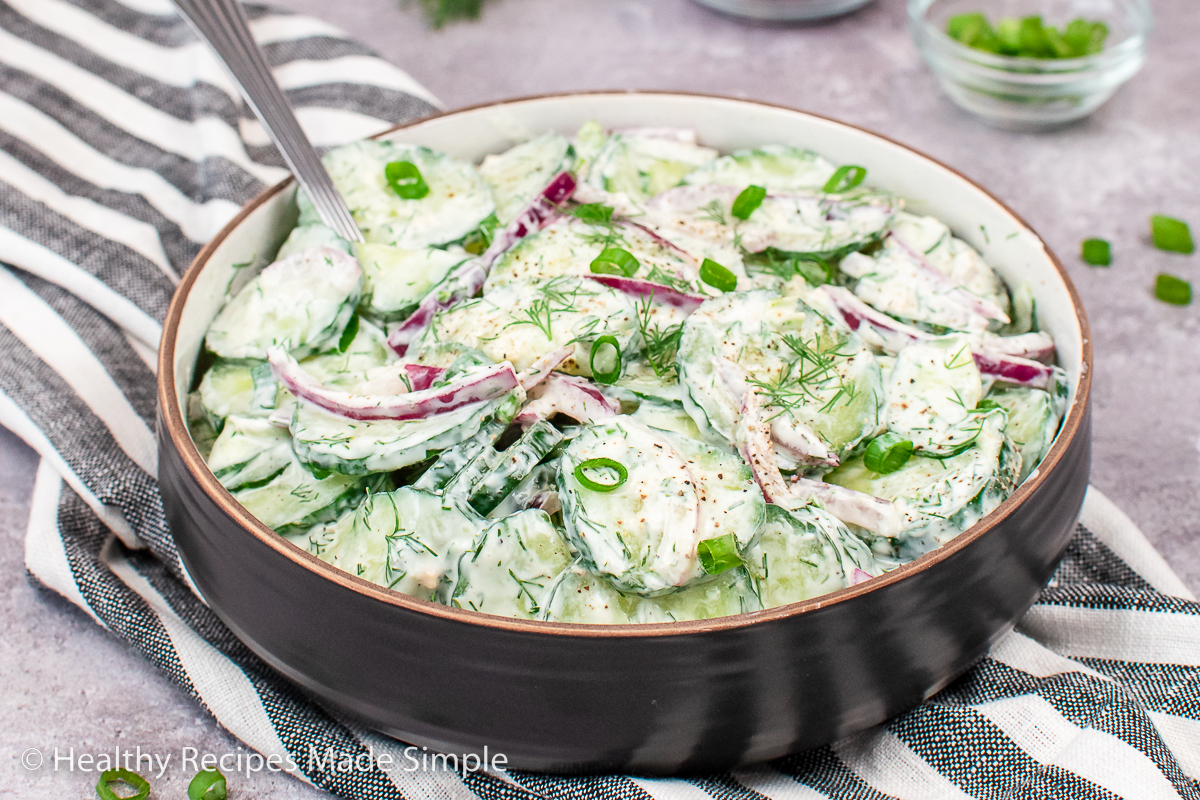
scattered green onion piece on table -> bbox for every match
[188,768,228,800]
[731,185,766,220]
[385,160,430,200]
[590,247,640,277]
[863,433,914,474]
[1151,215,1195,254]
[573,203,615,223]
[1155,274,1192,306]
[697,533,742,575]
[574,458,628,493]
[589,335,623,384]
[96,769,151,800]
[1081,238,1111,266]
[699,258,738,292]
[822,165,867,194]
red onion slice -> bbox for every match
[972,350,1058,391]
[587,275,708,312]
[887,233,1010,324]
[269,347,517,421]
[515,373,619,426]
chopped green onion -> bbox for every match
[590,247,639,277]
[385,161,430,200]
[337,314,360,352]
[1151,215,1195,254]
[1155,274,1192,306]
[573,458,628,493]
[975,399,1001,411]
[699,258,738,292]
[795,255,833,286]
[822,165,867,194]
[731,185,766,220]
[573,203,615,223]
[96,769,150,800]
[1081,238,1111,266]
[697,533,742,575]
[947,12,1108,57]
[863,433,914,474]
[188,768,227,800]
[589,335,622,384]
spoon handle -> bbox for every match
[170,0,364,242]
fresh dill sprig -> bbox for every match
[506,277,594,341]
[644,264,692,293]
[635,296,684,380]
[748,332,857,418]
[697,199,728,227]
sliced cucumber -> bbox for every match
[205,247,362,360]
[290,390,522,476]
[479,133,574,224]
[485,461,560,520]
[742,505,878,607]
[441,420,564,516]
[197,358,277,430]
[581,131,718,204]
[297,316,391,388]
[232,454,386,535]
[411,419,508,494]
[986,386,1060,483]
[678,291,883,464]
[485,218,705,294]
[683,145,837,192]
[418,276,639,377]
[450,509,574,618]
[300,140,495,249]
[629,399,705,441]
[354,243,470,322]
[648,184,897,259]
[826,411,1019,547]
[207,416,292,491]
[301,487,483,602]
[276,223,351,261]
[559,417,764,596]
[884,336,985,456]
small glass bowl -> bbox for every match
[909,0,1151,130]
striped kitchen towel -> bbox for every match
[3,1,1200,798]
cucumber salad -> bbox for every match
[189,123,1067,624]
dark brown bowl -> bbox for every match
[157,92,1091,774]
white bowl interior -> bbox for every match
[173,93,1085,453]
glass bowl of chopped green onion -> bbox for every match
[909,0,1151,129]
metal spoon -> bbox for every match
[170,0,364,242]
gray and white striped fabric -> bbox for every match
[4,1,1200,798]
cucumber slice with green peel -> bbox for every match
[290,390,522,476]
[648,184,898,258]
[441,420,564,516]
[411,418,508,494]
[985,386,1060,483]
[479,134,574,225]
[232,455,386,535]
[205,247,362,360]
[884,335,986,456]
[825,411,1019,547]
[540,560,761,623]
[299,140,496,249]
[683,145,837,192]
[629,399,705,441]
[486,461,560,519]
[485,218,707,294]
[207,416,292,491]
[742,505,879,607]
[581,131,718,204]
[418,276,640,377]
[354,243,470,322]
[302,487,483,601]
[450,509,574,618]
[198,359,277,430]
[559,417,764,596]
[276,223,351,261]
[892,213,1009,315]
[678,291,883,464]
[298,317,391,388]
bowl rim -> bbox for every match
[159,89,1093,639]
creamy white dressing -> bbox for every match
[191,123,1064,624]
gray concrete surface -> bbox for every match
[3,0,1198,795]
